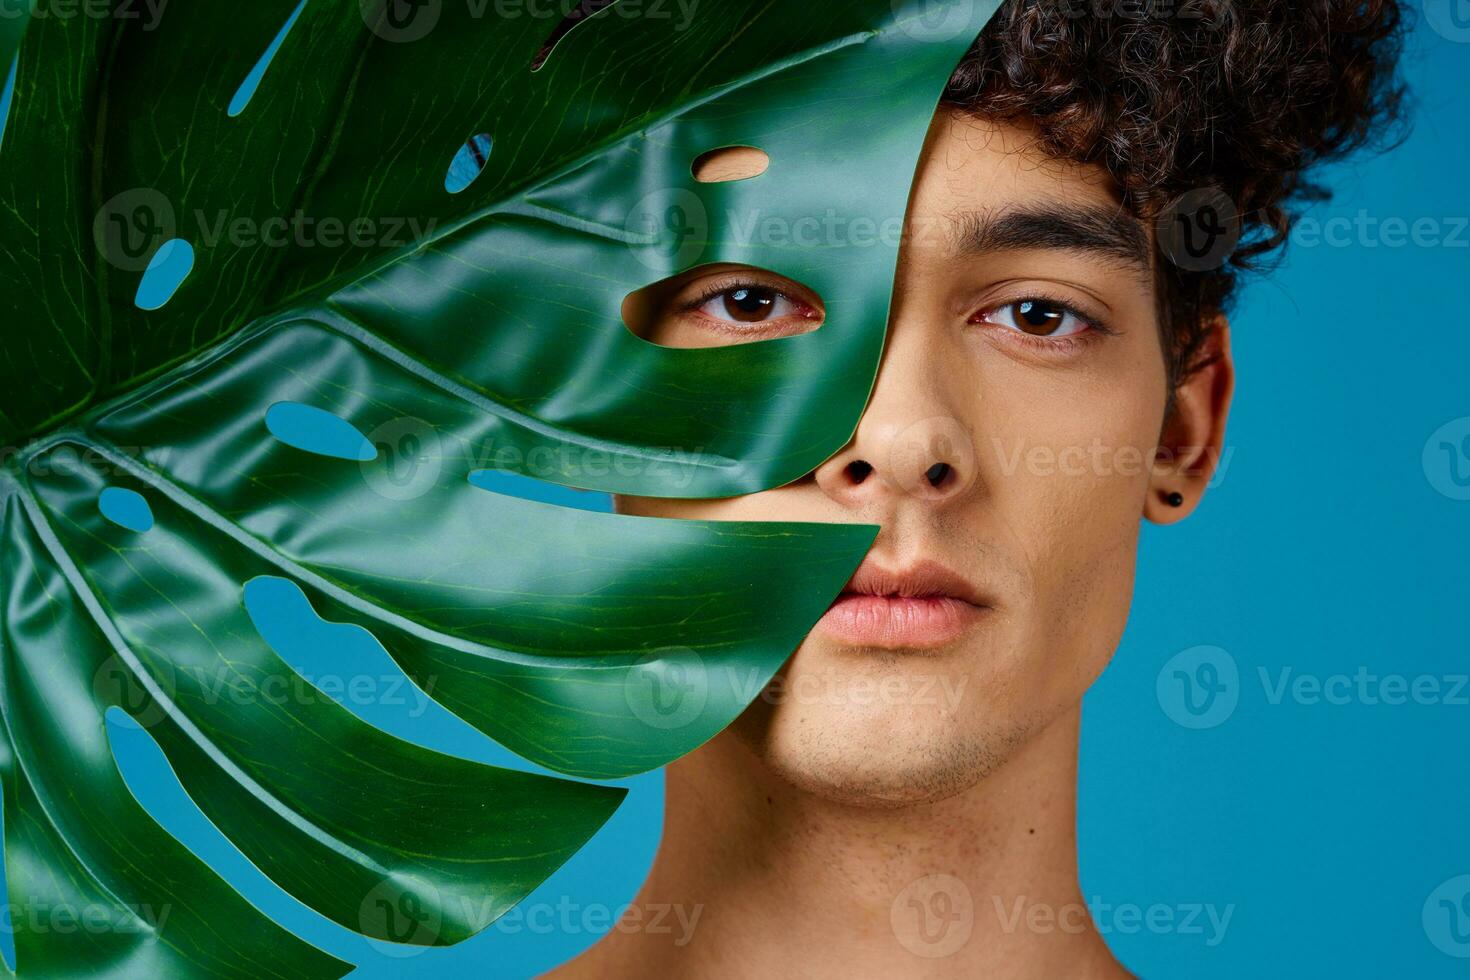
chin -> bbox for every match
[729,641,1044,808]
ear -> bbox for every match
[1146,318,1234,524]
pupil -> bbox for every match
[724,287,777,322]
[1016,300,1064,335]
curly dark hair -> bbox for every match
[941,0,1409,389]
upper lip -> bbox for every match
[839,557,989,608]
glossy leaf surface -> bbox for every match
[0,0,991,974]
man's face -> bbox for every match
[616,112,1185,806]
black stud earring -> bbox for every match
[1165,491,1185,508]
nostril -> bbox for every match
[925,462,952,489]
[845,460,874,484]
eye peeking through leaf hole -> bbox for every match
[691,146,770,183]
[444,133,494,194]
[622,263,824,349]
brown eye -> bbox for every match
[977,298,1092,338]
[622,265,823,348]
[1013,299,1067,335]
[694,284,814,328]
[722,286,779,322]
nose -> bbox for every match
[813,331,977,510]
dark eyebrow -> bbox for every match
[953,204,1152,273]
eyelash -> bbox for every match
[969,294,1116,350]
[671,280,1114,352]
[677,278,819,331]
[681,278,781,310]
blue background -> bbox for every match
[15,6,1468,978]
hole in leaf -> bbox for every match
[692,146,769,183]
[134,238,194,310]
[530,0,623,72]
[264,402,377,461]
[104,706,337,953]
[227,0,308,117]
[622,262,824,349]
[444,133,493,194]
[467,470,612,513]
[243,577,468,742]
[0,55,17,155]
[99,487,155,533]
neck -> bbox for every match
[552,705,1127,979]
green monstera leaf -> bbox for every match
[0,0,993,974]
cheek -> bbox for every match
[975,361,1164,678]
[977,326,1166,531]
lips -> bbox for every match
[814,557,991,650]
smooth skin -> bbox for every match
[551,110,1233,978]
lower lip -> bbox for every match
[815,594,986,649]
